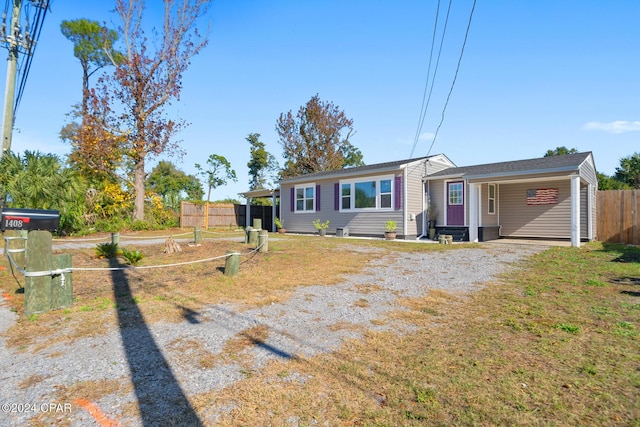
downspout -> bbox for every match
[417,160,429,239]
[403,166,408,238]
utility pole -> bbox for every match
[1,0,21,159]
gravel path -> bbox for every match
[0,242,546,426]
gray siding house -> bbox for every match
[277,154,455,239]
[272,151,597,247]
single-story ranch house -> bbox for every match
[244,152,597,247]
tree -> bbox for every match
[100,0,213,221]
[597,172,632,190]
[247,133,278,190]
[61,19,121,115]
[276,94,364,178]
[0,151,86,232]
[614,152,640,189]
[195,154,237,202]
[62,94,125,185]
[61,19,123,185]
[147,161,203,210]
[544,146,579,157]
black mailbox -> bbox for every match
[1,208,60,232]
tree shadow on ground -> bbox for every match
[109,257,203,426]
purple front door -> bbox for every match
[447,181,464,225]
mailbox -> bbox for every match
[1,208,60,232]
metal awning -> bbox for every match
[238,188,280,199]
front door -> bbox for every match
[447,181,464,225]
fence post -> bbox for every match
[253,218,262,231]
[258,230,268,252]
[111,232,120,245]
[224,250,240,277]
[24,230,53,315]
[51,253,73,310]
[248,228,259,245]
[204,201,209,230]
[5,230,27,269]
[194,227,202,245]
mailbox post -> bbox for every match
[1,208,71,314]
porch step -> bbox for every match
[435,227,468,242]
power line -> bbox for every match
[14,0,51,119]
[410,0,453,159]
[426,0,476,157]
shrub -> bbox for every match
[96,242,120,258]
[121,247,144,266]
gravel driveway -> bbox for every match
[0,242,546,426]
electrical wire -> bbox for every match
[425,0,477,157]
[13,0,50,118]
[410,0,454,159]
[410,0,441,159]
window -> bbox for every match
[340,176,394,211]
[341,183,351,209]
[448,182,463,205]
[488,184,496,214]
[380,179,392,208]
[295,184,315,212]
[355,181,376,208]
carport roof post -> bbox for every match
[238,188,280,232]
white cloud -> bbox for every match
[583,120,640,134]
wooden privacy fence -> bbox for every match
[597,190,640,245]
[180,202,275,229]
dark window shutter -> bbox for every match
[334,183,339,210]
[290,187,294,212]
[394,176,403,210]
[316,185,321,211]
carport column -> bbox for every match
[246,198,251,228]
[468,183,479,243]
[271,192,277,232]
[571,175,580,247]
[587,183,594,241]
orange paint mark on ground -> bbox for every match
[2,292,12,300]
[73,399,119,427]
[0,266,6,271]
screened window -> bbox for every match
[340,176,394,211]
[488,184,496,215]
[295,185,315,212]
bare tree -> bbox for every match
[102,0,212,220]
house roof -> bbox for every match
[278,154,443,184]
[426,152,594,180]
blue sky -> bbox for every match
[3,0,639,201]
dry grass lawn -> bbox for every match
[1,231,639,425]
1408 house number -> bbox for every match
[3,216,30,229]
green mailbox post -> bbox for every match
[1,208,72,314]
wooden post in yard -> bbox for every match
[111,232,119,245]
[24,230,52,315]
[258,229,268,252]
[224,250,240,277]
[4,229,27,269]
[248,228,259,245]
[204,202,209,230]
[194,227,202,244]
[51,253,72,310]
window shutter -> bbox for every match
[290,187,294,212]
[334,183,339,210]
[316,185,321,211]
[394,176,403,210]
